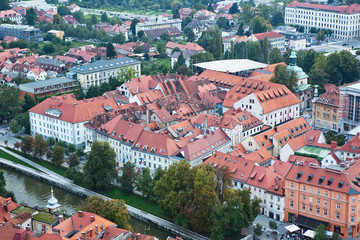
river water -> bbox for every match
[1,167,173,240]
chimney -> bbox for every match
[331,140,337,153]
[95,225,99,235]
[89,228,93,237]
[226,70,229,74]
[78,211,83,217]
[203,116,207,135]
[15,224,21,229]
[146,109,150,124]
[58,215,64,223]
[90,215,95,222]
[25,226,31,231]
[81,232,85,239]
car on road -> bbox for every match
[342,43,349,46]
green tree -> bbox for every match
[23,94,35,112]
[208,3,214,12]
[79,195,132,230]
[83,141,117,190]
[118,65,138,83]
[24,8,38,26]
[174,52,185,70]
[269,220,277,230]
[106,42,116,59]
[316,31,326,42]
[261,37,270,63]
[213,30,222,60]
[85,85,100,98]
[240,4,254,23]
[314,224,327,240]
[269,48,283,64]
[157,42,166,56]
[0,0,10,11]
[33,135,49,158]
[119,162,137,193]
[14,112,30,134]
[112,33,125,44]
[246,41,263,62]
[0,170,7,196]
[136,167,153,198]
[302,49,318,73]
[270,65,298,91]
[99,82,111,94]
[137,30,145,39]
[10,119,20,134]
[251,16,272,34]
[73,11,85,23]
[254,223,263,236]
[184,27,195,42]
[160,33,170,42]
[47,137,55,147]
[57,5,70,16]
[67,144,76,153]
[101,12,109,22]
[43,43,55,55]
[271,11,284,27]
[216,17,230,30]
[109,76,121,90]
[91,15,98,25]
[308,54,328,90]
[20,135,34,154]
[68,153,80,168]
[51,146,64,167]
[0,86,23,122]
[229,3,239,14]
[332,232,341,240]
[237,22,244,36]
[76,147,85,157]
[130,18,139,35]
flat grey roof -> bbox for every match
[19,77,77,94]
[194,59,268,73]
[70,57,140,74]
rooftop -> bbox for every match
[32,211,58,224]
[70,57,140,74]
[287,1,360,14]
[19,77,77,93]
[194,59,268,74]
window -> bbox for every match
[352,206,356,212]
[337,194,340,200]
[336,203,340,209]
[336,213,340,219]
[290,201,293,207]
[316,207,320,214]
[352,216,355,222]
[302,204,305,210]
[310,187,313,193]
[317,189,320,195]
[303,186,306,191]
[309,206,313,212]
[302,194,306,201]
[290,192,294,197]
[324,191,328,196]
[324,209,327,216]
[324,200,327,206]
[353,197,356,203]
[290,183,294,188]
[249,142,253,146]
[309,196,313,202]
[317,198,320,204]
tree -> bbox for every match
[33,135,48,158]
[14,142,20,150]
[43,43,55,55]
[67,144,76,153]
[112,33,125,44]
[68,153,80,168]
[20,135,34,154]
[24,8,38,26]
[106,42,116,59]
[269,48,283,64]
[51,146,64,167]
[314,224,327,240]
[308,54,328,90]
[174,52,185,70]
[57,5,70,16]
[261,37,270,63]
[332,232,341,240]
[208,3,214,12]
[83,141,117,190]
[213,30,222,60]
[137,30,145,39]
[216,17,230,30]
[271,11,284,27]
[23,94,35,112]
[254,223,263,236]
[101,12,109,23]
[316,30,326,42]
[91,14,98,25]
[269,220,277,230]
[0,86,23,122]
[229,3,239,14]
[47,137,55,147]
[177,65,189,75]
[251,16,272,34]
[76,147,85,157]
[73,11,85,23]
[157,42,166,56]
[160,33,170,42]
[270,65,298,91]
[86,85,100,98]
[99,82,111,94]
[136,167,153,198]
[0,0,10,11]
[79,195,132,230]
[119,162,137,193]
[109,76,120,90]
[10,119,20,134]
[0,170,7,196]
[130,18,139,35]
[184,27,195,42]
[237,22,244,36]
[325,131,346,146]
[118,65,138,83]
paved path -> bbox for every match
[0,154,209,240]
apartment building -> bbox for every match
[313,84,339,131]
[69,57,141,90]
[338,81,360,132]
[285,1,360,40]
[0,10,22,24]
[249,32,286,52]
[233,86,301,126]
[285,162,360,238]
[28,94,120,146]
[0,24,43,42]
[135,19,182,35]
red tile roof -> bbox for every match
[165,42,186,51]
[29,94,120,124]
[0,227,33,240]
[252,31,285,40]
[101,227,130,240]
[288,155,320,166]
[315,83,339,107]
[135,90,163,105]
[184,42,204,51]
[204,151,256,183]
[287,0,360,14]
[269,160,293,177]
[0,10,20,18]
[0,197,19,223]
[336,133,360,154]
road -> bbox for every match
[307,39,360,53]
[0,148,210,240]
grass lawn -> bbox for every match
[155,58,171,66]
[0,149,39,171]
[68,41,91,48]
[103,188,169,220]
[5,148,67,176]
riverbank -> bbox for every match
[0,149,210,240]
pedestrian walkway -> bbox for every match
[0,151,209,240]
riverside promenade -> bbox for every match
[0,148,209,240]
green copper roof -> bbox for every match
[296,83,311,91]
[287,65,308,80]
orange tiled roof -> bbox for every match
[135,89,163,105]
[0,197,19,223]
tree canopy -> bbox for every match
[270,65,298,91]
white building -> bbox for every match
[0,10,22,24]
[29,94,120,147]
[233,86,301,126]
[10,0,57,12]
[249,32,286,52]
[69,57,141,90]
[285,1,360,40]
[135,19,181,35]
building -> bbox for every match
[0,10,22,24]
[10,0,57,12]
[144,27,181,40]
[20,77,79,100]
[313,84,339,131]
[135,19,181,35]
[284,161,360,238]
[338,81,360,132]
[285,1,360,40]
[69,57,141,90]
[274,26,307,50]
[233,86,301,126]
[0,24,43,42]
[28,94,120,146]
[223,35,248,54]
[334,133,360,161]
[249,32,286,52]
[47,30,64,40]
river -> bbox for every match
[1,167,173,240]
